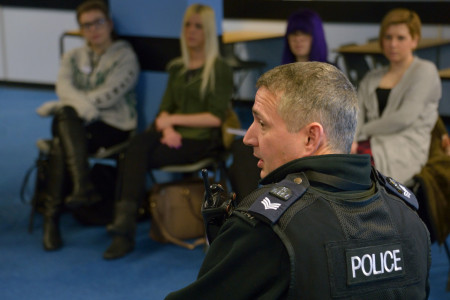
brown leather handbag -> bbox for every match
[149,179,206,250]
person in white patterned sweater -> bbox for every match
[36,0,139,251]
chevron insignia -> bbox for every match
[261,197,281,210]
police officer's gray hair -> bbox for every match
[256,62,358,153]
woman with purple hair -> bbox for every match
[281,9,328,64]
[228,9,330,204]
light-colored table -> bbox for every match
[222,30,283,44]
[335,38,450,55]
[439,68,450,80]
[335,38,450,68]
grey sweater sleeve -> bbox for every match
[359,58,441,137]
[55,48,93,105]
[55,48,98,120]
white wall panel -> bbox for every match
[3,7,81,84]
[0,7,6,80]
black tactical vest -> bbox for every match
[235,170,430,299]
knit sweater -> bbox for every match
[55,40,139,131]
[355,57,441,184]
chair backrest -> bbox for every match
[334,45,371,87]
[91,131,136,160]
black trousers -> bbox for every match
[118,129,218,203]
[51,117,132,154]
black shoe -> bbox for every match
[43,217,63,251]
[103,235,134,260]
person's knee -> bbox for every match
[51,106,83,137]
[54,105,79,122]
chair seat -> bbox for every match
[158,157,218,173]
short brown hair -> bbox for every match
[76,0,110,24]
[379,8,422,48]
[257,62,358,154]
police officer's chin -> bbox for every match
[259,170,265,179]
[259,167,269,179]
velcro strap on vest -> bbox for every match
[248,173,309,224]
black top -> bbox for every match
[376,87,391,116]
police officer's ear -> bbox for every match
[303,122,327,155]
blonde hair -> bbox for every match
[175,4,220,99]
[379,8,422,49]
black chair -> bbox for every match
[334,43,372,88]
[365,37,389,68]
[220,43,266,99]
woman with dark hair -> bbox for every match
[102,3,233,259]
[36,0,139,251]
[281,9,328,64]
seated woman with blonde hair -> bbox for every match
[103,3,233,259]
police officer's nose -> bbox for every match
[243,123,257,147]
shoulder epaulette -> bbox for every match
[248,173,309,224]
[374,169,419,210]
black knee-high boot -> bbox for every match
[53,106,101,208]
[43,137,65,251]
[103,201,138,259]
[103,132,153,260]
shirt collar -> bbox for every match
[260,154,372,191]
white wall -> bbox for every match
[0,7,82,84]
[0,7,449,117]
[0,7,5,80]
[223,19,450,66]
[223,19,450,116]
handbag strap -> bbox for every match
[20,160,39,233]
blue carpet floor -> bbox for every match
[0,86,205,300]
[0,85,449,299]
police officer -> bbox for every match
[165,62,431,299]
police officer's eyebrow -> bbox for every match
[252,109,263,120]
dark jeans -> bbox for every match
[118,129,219,203]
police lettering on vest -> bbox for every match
[346,243,405,285]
